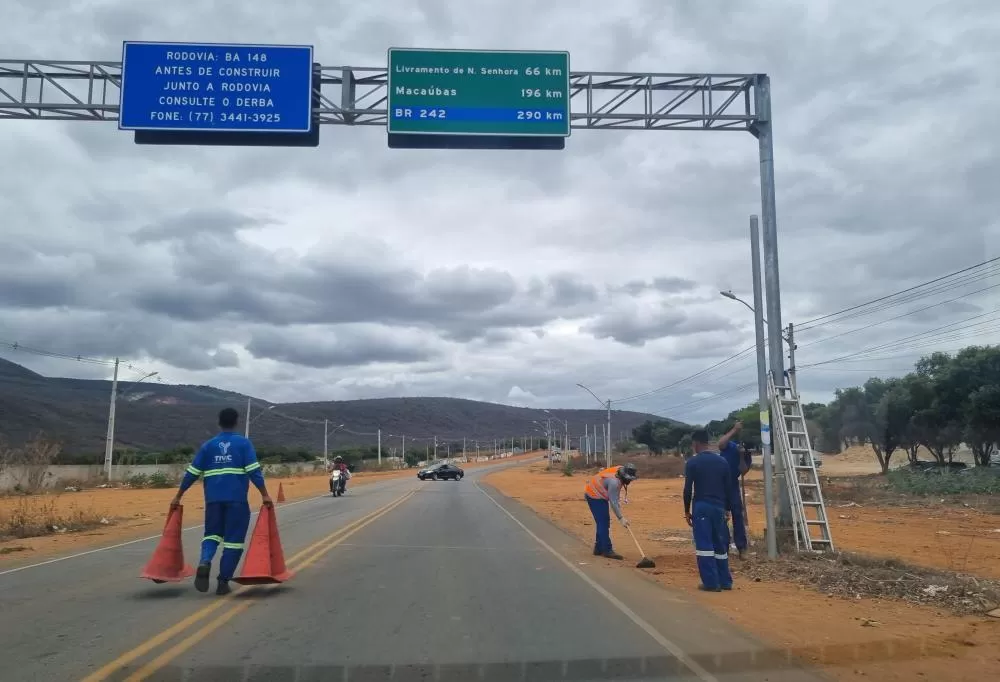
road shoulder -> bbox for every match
[483,465,999,682]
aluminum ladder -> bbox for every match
[768,374,834,552]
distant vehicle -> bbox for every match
[417,462,464,481]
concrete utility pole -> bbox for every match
[244,396,251,437]
[323,419,328,461]
[750,215,778,559]
[103,362,159,480]
[377,429,382,466]
[401,434,405,467]
[103,357,120,480]
[786,322,798,394]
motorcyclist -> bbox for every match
[329,456,350,493]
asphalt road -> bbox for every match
[1,461,827,681]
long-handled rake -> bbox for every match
[625,525,656,568]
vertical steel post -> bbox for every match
[755,75,792,528]
[751,216,778,559]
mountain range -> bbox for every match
[0,357,671,456]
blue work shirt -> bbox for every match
[178,431,265,503]
[683,450,733,514]
[720,441,750,487]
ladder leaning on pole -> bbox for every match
[768,373,834,552]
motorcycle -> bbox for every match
[329,468,350,497]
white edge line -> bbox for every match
[475,481,719,682]
[0,492,327,578]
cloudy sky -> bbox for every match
[2,0,999,424]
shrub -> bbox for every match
[885,468,1000,496]
[125,473,150,488]
[147,471,173,488]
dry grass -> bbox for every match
[564,452,687,479]
[744,550,1000,617]
[0,495,111,541]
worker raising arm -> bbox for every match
[717,420,750,559]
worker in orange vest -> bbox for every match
[584,463,638,559]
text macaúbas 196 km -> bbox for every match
[391,107,566,122]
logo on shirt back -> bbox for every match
[214,441,233,464]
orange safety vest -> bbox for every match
[584,466,620,500]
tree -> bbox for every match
[870,379,912,474]
[631,420,692,454]
[907,373,962,465]
[965,384,1000,466]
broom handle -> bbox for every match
[625,524,647,557]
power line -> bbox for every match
[796,256,1000,331]
[0,339,114,366]
[799,309,1000,369]
[612,344,756,404]
[796,280,1000,351]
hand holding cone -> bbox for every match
[140,504,195,583]
[233,504,294,585]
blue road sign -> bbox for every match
[119,42,313,133]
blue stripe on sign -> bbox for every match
[391,107,565,123]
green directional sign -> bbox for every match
[387,48,571,138]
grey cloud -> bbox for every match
[619,277,698,296]
[247,326,442,368]
[211,349,241,368]
[133,208,264,244]
[3,0,999,425]
[546,274,600,307]
[585,305,735,347]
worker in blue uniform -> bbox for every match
[718,420,752,559]
[683,429,734,592]
[171,407,273,595]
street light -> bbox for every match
[576,383,612,467]
[720,290,761,318]
[104,368,160,480]
[323,421,345,462]
[245,401,275,437]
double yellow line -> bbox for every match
[82,489,415,682]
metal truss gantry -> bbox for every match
[0,60,761,132]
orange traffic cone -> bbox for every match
[276,483,286,503]
[233,505,294,585]
[141,505,195,583]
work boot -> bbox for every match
[698,584,722,593]
[737,548,747,560]
[721,584,733,591]
[602,551,624,560]
[194,562,211,593]
[593,545,601,556]
[215,579,232,596]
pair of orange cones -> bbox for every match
[141,483,292,585]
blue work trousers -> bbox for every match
[692,500,732,590]
[200,501,251,581]
[586,495,613,554]
[728,484,748,551]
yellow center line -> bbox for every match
[81,488,416,682]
